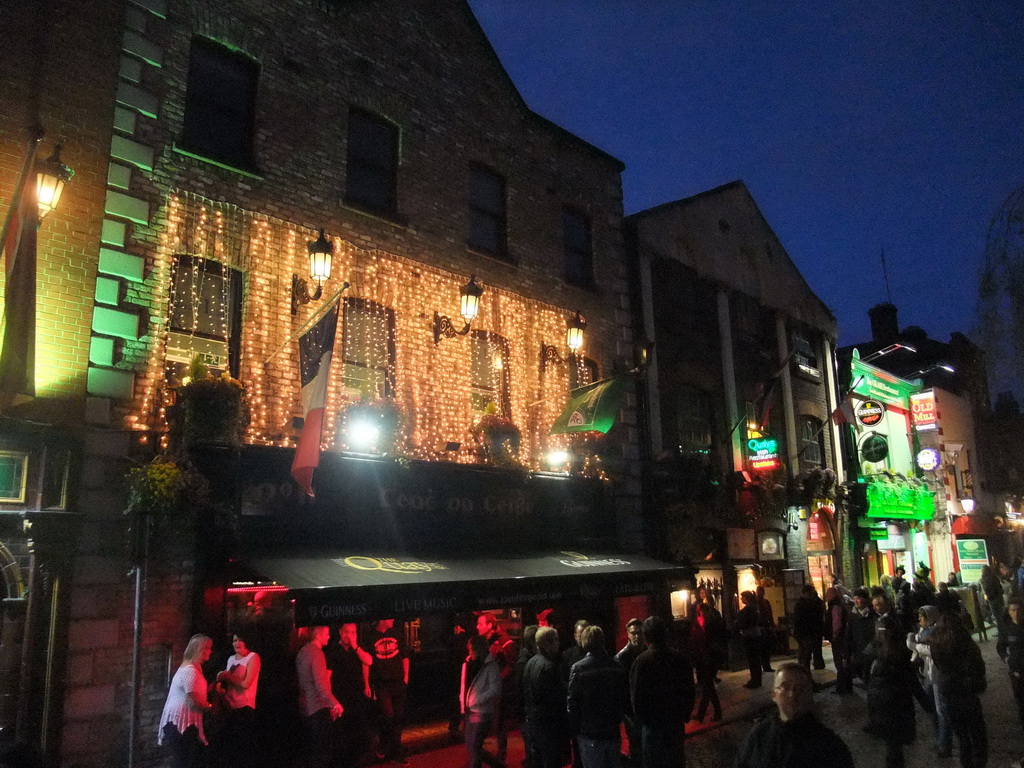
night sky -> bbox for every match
[468,1,1024,347]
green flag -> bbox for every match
[550,375,629,435]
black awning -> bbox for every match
[241,551,693,626]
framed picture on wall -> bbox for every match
[726,527,756,560]
[757,530,785,561]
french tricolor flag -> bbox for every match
[291,301,340,497]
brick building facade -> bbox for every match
[0,1,647,766]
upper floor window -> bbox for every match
[180,38,259,171]
[562,208,593,287]
[792,331,822,380]
[345,109,398,214]
[167,255,244,379]
[798,415,826,470]
[468,166,507,258]
[569,355,599,391]
[340,298,396,399]
[470,331,510,416]
[675,385,713,456]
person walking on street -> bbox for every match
[907,606,946,753]
[615,618,646,766]
[295,626,343,768]
[478,612,516,764]
[159,634,215,768]
[513,625,539,768]
[560,619,589,768]
[524,627,568,768]
[688,603,722,723]
[844,588,877,687]
[567,626,627,768]
[864,595,916,768]
[630,616,695,768]
[325,623,374,768]
[891,565,908,595]
[895,582,916,635]
[825,587,851,693]
[998,595,1024,767]
[930,614,989,767]
[792,585,825,671]
[755,586,775,672]
[368,618,410,765]
[734,662,855,768]
[736,592,763,689]
[462,634,505,768]
[981,565,1005,627]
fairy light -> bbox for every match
[130,193,596,471]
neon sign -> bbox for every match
[747,435,780,471]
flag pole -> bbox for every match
[262,281,349,365]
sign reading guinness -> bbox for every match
[856,400,885,426]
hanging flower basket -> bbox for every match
[172,356,248,450]
[472,410,521,466]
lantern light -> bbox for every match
[567,310,587,352]
[291,229,334,314]
[960,497,975,514]
[35,144,74,220]
[434,275,485,343]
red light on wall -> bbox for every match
[226,584,290,595]
[750,458,780,471]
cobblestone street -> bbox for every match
[687,635,1023,768]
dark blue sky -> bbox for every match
[469,1,1024,347]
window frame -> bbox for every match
[168,254,244,377]
[340,297,397,400]
[798,415,826,470]
[470,330,511,417]
[568,354,599,391]
[562,207,594,287]
[179,36,260,172]
[467,164,508,259]
[344,108,399,215]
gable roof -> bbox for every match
[628,180,836,335]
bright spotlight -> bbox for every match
[546,449,570,469]
[347,419,380,450]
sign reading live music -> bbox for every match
[910,390,938,431]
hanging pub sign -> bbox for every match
[916,448,941,472]
[856,399,886,426]
[746,435,780,471]
[860,433,889,463]
[910,390,938,432]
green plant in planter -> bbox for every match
[472,403,522,466]
[340,397,401,454]
[174,355,248,449]
[125,457,208,517]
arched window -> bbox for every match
[340,297,396,399]
[798,415,826,471]
[470,331,510,416]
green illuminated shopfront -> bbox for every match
[843,352,938,584]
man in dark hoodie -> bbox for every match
[567,626,627,768]
[843,587,877,687]
[735,662,854,768]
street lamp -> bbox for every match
[434,275,484,343]
[35,144,74,220]
[861,343,917,363]
[566,311,587,352]
[959,497,976,514]
[291,229,334,314]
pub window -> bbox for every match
[792,331,821,379]
[562,207,594,287]
[569,355,599,391]
[166,255,244,381]
[345,108,399,214]
[0,451,28,503]
[340,297,396,399]
[798,415,826,470]
[470,330,510,416]
[675,385,713,456]
[468,165,507,258]
[179,37,259,171]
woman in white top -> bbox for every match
[158,634,214,768]
[215,630,262,767]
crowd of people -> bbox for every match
[152,563,1024,768]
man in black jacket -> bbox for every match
[567,626,627,768]
[843,588,877,687]
[735,662,854,768]
[630,616,694,768]
[524,627,567,768]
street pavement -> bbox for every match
[400,635,1023,768]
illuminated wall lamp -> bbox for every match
[541,311,588,371]
[959,497,975,514]
[292,229,333,314]
[35,144,74,220]
[434,275,483,343]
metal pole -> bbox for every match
[128,513,149,768]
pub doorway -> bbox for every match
[806,508,836,597]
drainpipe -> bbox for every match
[717,289,741,471]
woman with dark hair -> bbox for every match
[215,630,262,768]
[159,634,214,768]
[931,614,988,766]
[688,603,722,722]
[864,597,916,768]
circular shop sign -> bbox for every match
[856,399,886,426]
[860,433,889,463]
[916,448,941,472]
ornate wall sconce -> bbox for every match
[434,275,483,343]
[292,229,333,314]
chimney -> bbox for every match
[868,303,899,344]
